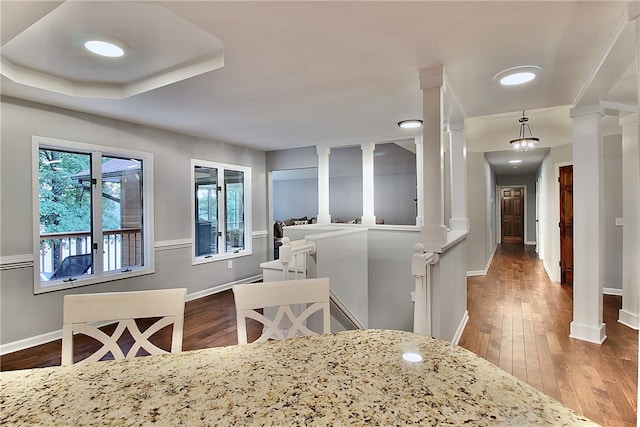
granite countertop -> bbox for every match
[1,329,597,426]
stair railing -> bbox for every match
[411,243,438,337]
[278,236,316,280]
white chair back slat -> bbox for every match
[61,288,187,366]
[233,278,330,345]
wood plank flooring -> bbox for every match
[2,244,637,426]
[459,244,638,427]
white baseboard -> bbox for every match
[0,330,63,357]
[542,259,560,283]
[451,310,469,345]
[467,245,497,277]
[618,309,639,330]
[466,270,486,277]
[525,241,536,246]
[185,274,263,302]
[0,275,264,356]
[603,287,623,296]
[569,320,606,344]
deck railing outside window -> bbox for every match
[39,228,142,279]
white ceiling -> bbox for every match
[1,1,637,175]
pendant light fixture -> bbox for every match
[510,111,539,151]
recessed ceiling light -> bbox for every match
[84,40,125,58]
[508,160,522,164]
[398,119,423,129]
[494,66,541,86]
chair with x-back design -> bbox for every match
[232,277,331,345]
[61,288,187,366]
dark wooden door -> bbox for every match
[501,187,524,244]
[559,165,573,286]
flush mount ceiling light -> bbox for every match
[508,160,522,164]
[510,111,540,152]
[1,1,225,99]
[84,40,125,58]
[494,65,541,86]
[398,119,423,129]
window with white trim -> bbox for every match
[192,160,251,263]
[33,136,154,294]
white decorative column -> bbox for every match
[569,105,606,344]
[619,113,639,329]
[419,66,447,252]
[415,135,424,226]
[316,146,331,225]
[628,2,640,422]
[361,142,376,225]
[448,121,469,232]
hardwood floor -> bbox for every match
[459,244,638,427]
[2,244,637,426]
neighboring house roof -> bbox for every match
[73,158,141,182]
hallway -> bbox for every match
[459,244,638,427]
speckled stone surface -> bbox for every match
[1,329,597,426]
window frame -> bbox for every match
[32,136,155,294]
[191,159,252,265]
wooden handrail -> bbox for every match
[40,228,141,240]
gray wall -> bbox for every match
[283,225,421,332]
[367,229,420,331]
[273,176,318,221]
[266,146,317,171]
[485,159,497,265]
[269,143,417,225]
[329,146,363,221]
[603,135,623,290]
[466,152,496,273]
[0,97,269,345]
[374,143,416,225]
[431,239,467,341]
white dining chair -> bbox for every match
[61,288,187,366]
[232,278,331,344]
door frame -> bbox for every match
[496,185,528,245]
[555,161,573,284]
[536,176,542,256]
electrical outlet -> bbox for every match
[615,217,624,226]
[227,260,233,269]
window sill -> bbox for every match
[192,249,252,266]
[34,267,155,295]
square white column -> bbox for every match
[448,121,469,232]
[419,66,447,252]
[619,113,639,329]
[316,146,331,225]
[361,142,376,225]
[569,105,606,344]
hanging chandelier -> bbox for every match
[510,111,539,151]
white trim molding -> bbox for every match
[603,287,623,296]
[618,309,639,330]
[0,254,33,270]
[467,245,496,277]
[155,239,192,252]
[6,231,270,268]
[451,310,469,346]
